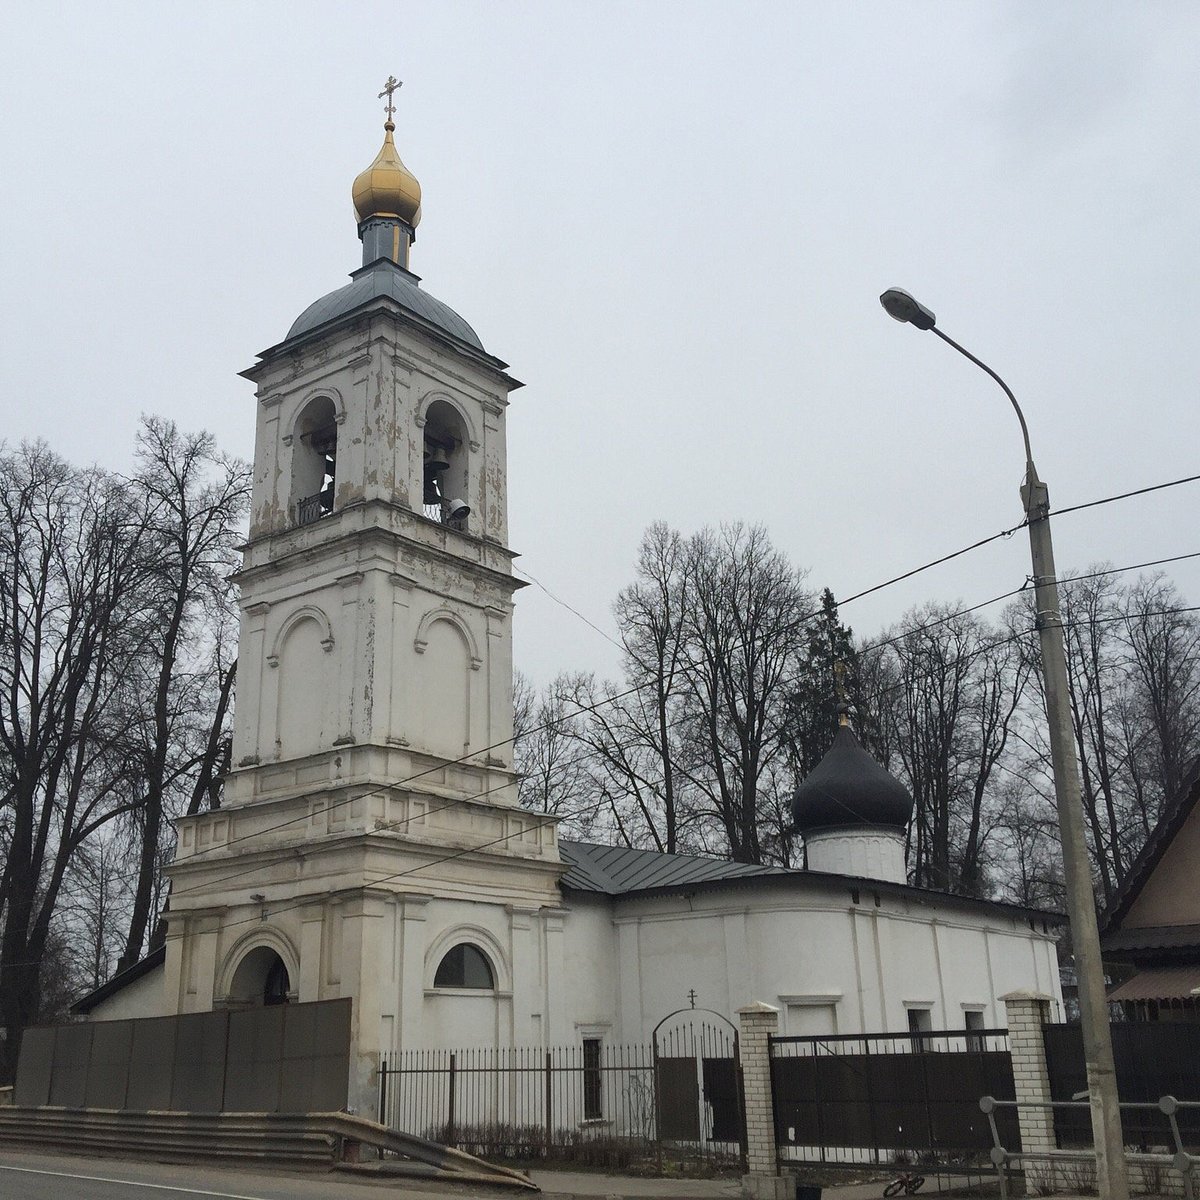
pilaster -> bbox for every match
[542,907,568,1043]
[397,894,430,1049]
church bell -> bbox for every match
[423,441,450,505]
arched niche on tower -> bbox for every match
[288,394,342,525]
[418,394,476,531]
[270,607,335,760]
[217,928,301,1008]
[411,610,481,761]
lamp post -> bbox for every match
[879,288,1129,1200]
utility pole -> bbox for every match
[879,288,1129,1200]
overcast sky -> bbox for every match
[2,3,1198,687]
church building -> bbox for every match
[74,96,1064,1120]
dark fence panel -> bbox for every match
[225,1007,286,1112]
[12,1027,56,1107]
[281,996,352,1113]
[13,999,351,1115]
[170,1011,228,1112]
[771,1030,1015,1165]
[86,1019,133,1109]
[126,1016,176,1109]
[703,1057,741,1142]
[1044,1021,1200,1148]
[48,1024,93,1107]
[657,1057,700,1139]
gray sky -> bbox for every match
[2,3,1198,687]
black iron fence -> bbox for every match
[1043,1021,1200,1149]
[770,1029,1016,1166]
[379,1039,743,1170]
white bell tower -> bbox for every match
[165,89,563,1116]
[227,146,523,797]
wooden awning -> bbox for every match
[1109,966,1200,1001]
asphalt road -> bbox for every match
[0,1150,468,1200]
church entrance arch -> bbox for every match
[227,946,294,1008]
[652,1006,745,1168]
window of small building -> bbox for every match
[582,1037,603,1120]
[964,1007,985,1052]
[907,1006,933,1051]
[434,943,494,989]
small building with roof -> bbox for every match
[70,95,1063,1118]
[1100,757,1200,1020]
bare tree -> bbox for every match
[1022,570,1200,905]
[875,604,1029,893]
[676,524,813,864]
[0,445,148,1079]
[513,671,599,839]
[609,522,690,853]
[117,418,249,971]
[1120,574,1200,813]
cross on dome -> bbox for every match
[378,75,402,123]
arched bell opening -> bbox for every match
[228,945,293,1008]
[422,400,470,531]
[291,396,338,526]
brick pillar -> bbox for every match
[1001,990,1057,1158]
[738,1002,791,1200]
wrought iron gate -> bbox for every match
[652,1007,746,1169]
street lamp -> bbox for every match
[880,288,1129,1200]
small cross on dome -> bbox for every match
[378,75,402,122]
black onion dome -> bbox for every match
[792,725,913,834]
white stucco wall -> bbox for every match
[804,828,907,884]
[556,880,1062,1044]
[81,964,165,1023]
[82,873,1061,1054]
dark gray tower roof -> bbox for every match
[792,725,914,834]
[286,259,484,352]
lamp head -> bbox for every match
[880,288,937,331]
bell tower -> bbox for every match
[228,96,526,794]
[166,87,562,1114]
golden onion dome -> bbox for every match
[352,121,422,228]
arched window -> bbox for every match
[291,396,338,525]
[422,400,470,532]
[434,943,494,989]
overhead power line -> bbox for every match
[158,471,1200,891]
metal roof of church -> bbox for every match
[558,840,785,895]
[557,839,1064,923]
[286,258,485,351]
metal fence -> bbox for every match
[14,999,351,1114]
[770,1029,1016,1166]
[1043,1021,1200,1149]
[379,1039,743,1170]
